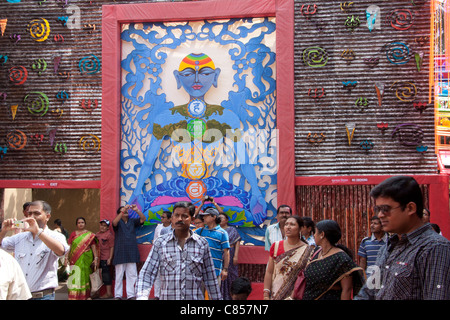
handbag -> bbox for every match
[293,247,322,300]
[89,268,102,293]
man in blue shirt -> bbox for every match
[195,208,230,284]
[358,215,388,272]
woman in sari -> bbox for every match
[263,216,314,300]
[219,213,241,300]
[67,217,99,300]
[302,219,364,300]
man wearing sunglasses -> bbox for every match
[355,176,450,300]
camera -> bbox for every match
[14,220,25,229]
[204,195,214,202]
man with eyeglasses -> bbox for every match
[264,205,292,251]
[355,176,450,300]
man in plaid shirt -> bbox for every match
[136,201,222,300]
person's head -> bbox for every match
[219,213,229,228]
[422,208,430,223]
[300,216,315,238]
[314,219,342,247]
[99,219,110,232]
[173,53,221,99]
[193,216,204,229]
[75,217,86,230]
[230,277,252,300]
[369,215,383,234]
[370,176,424,234]
[200,207,221,226]
[54,218,62,228]
[276,205,292,225]
[161,210,172,226]
[22,202,31,217]
[117,205,129,219]
[284,216,305,241]
[172,201,195,232]
[27,200,52,229]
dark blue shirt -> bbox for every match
[113,218,142,265]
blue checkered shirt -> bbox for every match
[136,229,222,300]
[355,223,450,300]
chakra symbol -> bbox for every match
[355,97,369,110]
[391,123,423,147]
[79,134,101,152]
[307,132,326,144]
[9,66,28,85]
[303,46,328,68]
[186,180,207,200]
[7,130,27,150]
[24,91,49,117]
[390,81,417,102]
[79,54,101,75]
[386,9,414,31]
[385,42,410,65]
[345,15,360,31]
[27,18,51,42]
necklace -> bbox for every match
[320,246,333,258]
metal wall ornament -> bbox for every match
[300,4,317,19]
[0,146,7,160]
[391,123,424,147]
[375,82,385,106]
[355,97,369,110]
[0,55,7,65]
[386,9,414,31]
[344,15,360,31]
[79,54,101,74]
[340,2,354,13]
[364,57,379,68]
[79,134,101,152]
[0,19,7,37]
[384,41,410,65]
[7,130,27,150]
[366,5,381,32]
[413,101,430,114]
[31,59,47,76]
[308,87,325,100]
[341,49,356,64]
[416,145,428,153]
[377,122,389,133]
[27,18,51,42]
[303,46,329,68]
[390,80,417,102]
[343,81,357,92]
[307,132,326,144]
[11,105,18,120]
[345,123,356,146]
[9,66,28,85]
[24,91,49,117]
[54,142,67,155]
[359,139,374,151]
[414,52,424,71]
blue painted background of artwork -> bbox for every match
[120,18,277,245]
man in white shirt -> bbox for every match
[0,200,69,300]
[264,205,292,251]
[0,248,32,300]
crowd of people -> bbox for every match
[1,176,450,300]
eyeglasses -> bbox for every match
[373,205,402,215]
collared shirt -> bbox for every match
[195,225,230,276]
[264,223,284,251]
[358,233,388,268]
[1,227,69,293]
[112,218,141,265]
[136,229,222,300]
[0,249,32,300]
[355,223,450,300]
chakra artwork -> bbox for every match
[120,18,277,244]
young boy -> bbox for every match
[96,219,114,299]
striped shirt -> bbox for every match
[355,223,450,300]
[265,223,284,251]
[195,226,230,276]
[1,227,69,293]
[136,229,221,300]
[358,233,388,268]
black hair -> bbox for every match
[173,201,195,217]
[430,223,441,234]
[302,216,315,234]
[23,202,31,211]
[162,210,172,219]
[316,219,354,259]
[286,216,308,244]
[277,205,292,215]
[230,277,252,296]
[75,217,86,225]
[370,176,424,218]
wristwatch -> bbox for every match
[36,228,44,238]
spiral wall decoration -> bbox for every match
[24,91,49,117]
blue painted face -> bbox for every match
[174,66,221,99]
